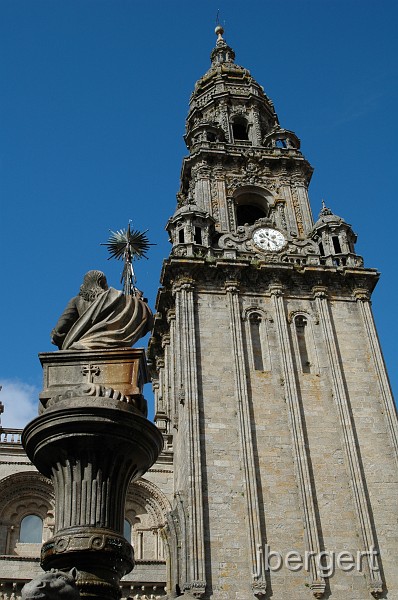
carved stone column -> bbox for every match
[22,348,163,600]
[225,281,267,598]
[270,284,325,599]
[354,288,398,466]
[166,309,178,430]
[173,280,206,597]
[313,286,383,598]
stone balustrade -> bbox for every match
[0,429,22,445]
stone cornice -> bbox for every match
[180,147,312,183]
[148,256,380,364]
[158,256,379,296]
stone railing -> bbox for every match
[0,428,23,444]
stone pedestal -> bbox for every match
[22,349,163,600]
[38,348,149,416]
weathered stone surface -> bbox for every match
[38,348,149,416]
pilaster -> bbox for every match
[173,280,206,597]
[313,286,383,598]
[270,283,326,599]
[225,281,267,598]
[353,289,398,466]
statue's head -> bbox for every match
[79,270,108,302]
[21,568,80,600]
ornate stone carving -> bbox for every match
[310,580,326,598]
[290,185,304,236]
[127,478,173,525]
[210,179,221,222]
[172,246,188,257]
[46,383,147,415]
[369,580,384,598]
[353,287,371,302]
[268,283,284,297]
[312,286,328,299]
[225,174,279,196]
[189,581,206,598]
[21,569,80,600]
[288,309,319,325]
[251,580,267,598]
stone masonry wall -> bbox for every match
[172,288,398,600]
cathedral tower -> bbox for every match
[149,28,398,599]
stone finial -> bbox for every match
[319,199,333,217]
[215,24,224,42]
[210,24,235,65]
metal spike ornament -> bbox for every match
[102,224,153,296]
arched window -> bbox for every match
[124,519,132,542]
[234,189,269,227]
[249,314,264,371]
[19,515,43,544]
[294,315,311,374]
[236,204,267,226]
[244,311,271,372]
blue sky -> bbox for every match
[0,0,397,427]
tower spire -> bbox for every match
[211,24,235,65]
[319,199,333,217]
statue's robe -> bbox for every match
[52,288,153,350]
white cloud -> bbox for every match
[0,379,39,429]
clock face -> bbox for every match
[252,227,286,252]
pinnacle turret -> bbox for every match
[311,200,361,267]
[210,25,236,65]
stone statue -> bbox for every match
[51,270,153,350]
[21,569,80,600]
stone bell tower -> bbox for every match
[149,27,398,600]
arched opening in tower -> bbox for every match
[234,189,270,226]
[232,117,249,141]
[236,204,267,226]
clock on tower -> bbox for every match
[149,26,398,600]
